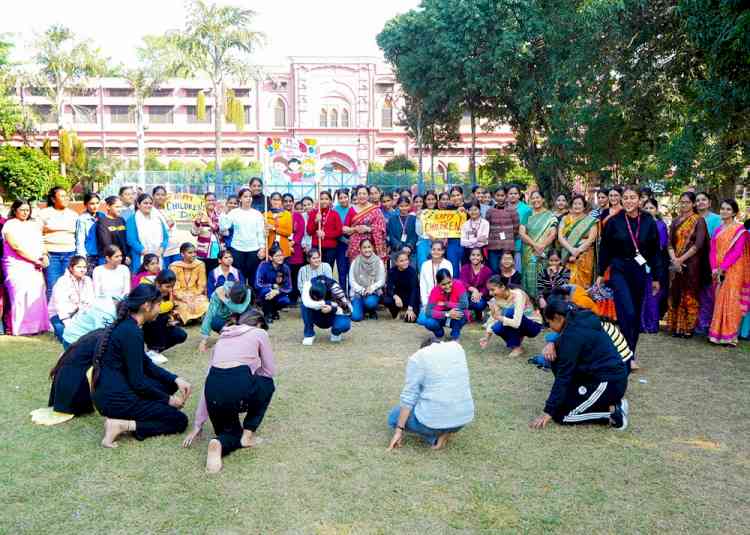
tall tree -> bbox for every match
[173,0,265,170]
[30,25,105,176]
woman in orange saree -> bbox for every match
[343,185,387,262]
[667,192,709,337]
[708,200,750,346]
[559,195,598,288]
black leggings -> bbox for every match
[204,365,275,456]
[143,313,188,352]
[231,248,261,290]
[93,377,188,440]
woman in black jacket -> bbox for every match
[530,300,629,430]
[48,329,106,417]
[91,284,192,448]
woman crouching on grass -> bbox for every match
[182,308,276,473]
[387,335,474,451]
[91,284,192,448]
[479,275,543,357]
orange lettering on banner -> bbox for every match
[421,209,467,239]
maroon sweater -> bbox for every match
[486,207,519,251]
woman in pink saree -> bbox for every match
[2,200,51,335]
[343,185,387,262]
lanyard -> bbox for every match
[624,213,641,253]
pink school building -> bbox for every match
[20,56,514,178]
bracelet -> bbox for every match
[396,425,405,431]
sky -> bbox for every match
[1,0,420,66]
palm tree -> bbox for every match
[173,0,265,171]
[30,25,105,176]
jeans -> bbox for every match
[231,248,261,291]
[335,241,350,293]
[388,405,463,446]
[417,311,467,339]
[301,305,352,338]
[468,297,487,313]
[487,250,502,274]
[45,251,75,300]
[446,238,462,276]
[351,294,380,321]
[609,261,647,355]
[50,315,65,344]
[491,312,543,348]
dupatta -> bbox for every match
[560,214,597,264]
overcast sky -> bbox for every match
[2,0,420,66]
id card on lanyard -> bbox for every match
[625,213,650,273]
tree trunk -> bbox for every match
[416,107,424,193]
[136,102,146,189]
[57,96,66,177]
[214,80,223,172]
[469,110,477,187]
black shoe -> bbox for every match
[610,400,629,431]
[272,312,280,320]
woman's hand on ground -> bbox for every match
[182,428,201,448]
[394,295,403,309]
[542,342,557,362]
[169,394,184,409]
[387,429,404,451]
[175,377,192,401]
[479,336,489,349]
[198,339,208,353]
[529,413,552,429]
[404,308,416,322]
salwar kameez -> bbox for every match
[171,260,210,323]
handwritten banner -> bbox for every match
[165,192,205,221]
[420,209,467,239]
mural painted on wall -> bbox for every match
[264,137,320,184]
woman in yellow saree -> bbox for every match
[558,194,598,288]
[667,192,709,337]
[708,199,750,346]
[519,191,558,298]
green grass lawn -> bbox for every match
[2,311,750,534]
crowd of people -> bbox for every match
[11,178,750,470]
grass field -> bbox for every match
[2,309,750,534]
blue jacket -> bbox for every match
[76,211,104,257]
[125,214,169,272]
[254,261,292,295]
[386,213,418,253]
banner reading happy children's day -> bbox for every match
[165,192,205,221]
[420,209,467,239]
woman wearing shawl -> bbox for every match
[191,192,223,274]
[265,192,293,257]
[126,193,169,273]
[558,195,598,288]
[519,191,558,298]
[708,199,750,346]
[667,192,709,338]
[343,185,387,262]
[170,243,210,324]
[348,239,386,321]
[2,199,51,335]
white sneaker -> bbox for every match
[302,336,315,346]
[330,333,342,343]
[147,350,168,364]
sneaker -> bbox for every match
[302,336,315,346]
[620,398,629,417]
[146,350,168,364]
[330,333,342,343]
[528,355,551,370]
[610,403,629,431]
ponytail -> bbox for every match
[49,328,107,381]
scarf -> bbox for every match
[135,210,163,253]
[351,253,381,288]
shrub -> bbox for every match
[383,154,416,172]
[0,145,66,201]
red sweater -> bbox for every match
[306,207,343,249]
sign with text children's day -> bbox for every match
[165,192,204,221]
[263,136,321,184]
[420,210,467,239]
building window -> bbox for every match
[148,106,173,124]
[239,147,254,156]
[166,148,182,156]
[151,88,173,97]
[330,109,338,128]
[274,99,286,128]
[110,105,133,124]
[184,88,209,98]
[33,105,56,123]
[381,98,393,128]
[244,105,252,125]
[185,147,201,156]
[186,105,212,123]
[320,108,327,127]
[233,88,250,97]
[109,88,132,97]
[70,87,97,97]
[73,105,98,124]
[377,147,395,156]
[376,83,394,94]
[341,109,350,128]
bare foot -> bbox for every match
[101,418,132,448]
[206,439,223,473]
[630,361,641,371]
[432,433,451,450]
[240,430,256,448]
[508,347,524,358]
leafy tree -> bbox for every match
[0,145,66,200]
[384,154,416,172]
[29,25,106,176]
[172,0,265,170]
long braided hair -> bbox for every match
[49,328,107,381]
[91,284,162,390]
